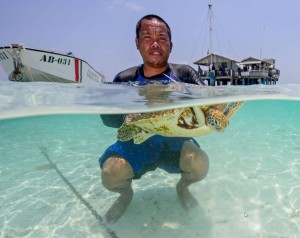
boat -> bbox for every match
[0,44,105,84]
[193,4,280,86]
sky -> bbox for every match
[0,0,299,83]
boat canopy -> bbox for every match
[238,57,275,68]
[194,53,238,66]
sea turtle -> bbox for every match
[117,101,244,144]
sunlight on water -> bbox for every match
[1,80,300,119]
[0,80,300,237]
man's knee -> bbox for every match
[180,141,209,181]
[101,157,134,190]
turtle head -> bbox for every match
[206,108,229,132]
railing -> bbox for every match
[249,70,268,77]
[199,69,279,80]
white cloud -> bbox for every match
[124,2,142,11]
[105,0,142,11]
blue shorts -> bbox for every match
[99,135,200,179]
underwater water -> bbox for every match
[0,80,300,238]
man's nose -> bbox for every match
[151,41,161,48]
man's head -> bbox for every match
[136,14,172,41]
[135,14,173,71]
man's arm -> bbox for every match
[113,66,139,83]
[100,114,125,128]
[170,64,227,110]
[100,66,139,127]
[169,63,205,85]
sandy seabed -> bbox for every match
[0,100,300,238]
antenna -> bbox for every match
[260,25,266,59]
[208,4,213,65]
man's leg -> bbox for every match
[177,140,209,210]
[101,156,134,224]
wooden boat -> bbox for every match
[0,44,105,84]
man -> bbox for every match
[99,14,225,224]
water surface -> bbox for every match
[0,81,300,237]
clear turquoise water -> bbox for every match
[0,81,300,237]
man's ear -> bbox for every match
[170,41,173,53]
[135,38,139,50]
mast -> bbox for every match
[208,4,213,66]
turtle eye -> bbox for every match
[215,120,224,130]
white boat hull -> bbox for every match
[0,44,105,84]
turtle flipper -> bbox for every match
[224,101,244,118]
[117,124,153,144]
[132,130,154,144]
[117,124,135,141]
[192,106,206,127]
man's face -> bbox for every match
[136,19,172,68]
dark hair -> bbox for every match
[136,14,172,41]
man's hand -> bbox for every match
[124,113,142,124]
[211,103,227,111]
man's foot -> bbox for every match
[105,187,134,224]
[176,181,199,211]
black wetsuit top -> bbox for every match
[101,63,205,128]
